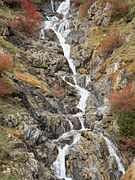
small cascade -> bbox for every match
[51,0,55,12]
[102,135,125,174]
[52,145,71,180]
[56,0,70,16]
[66,117,73,130]
[41,0,125,179]
[52,134,81,180]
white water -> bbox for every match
[42,0,125,179]
[51,0,55,12]
[102,135,125,174]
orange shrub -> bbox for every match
[99,29,125,58]
[109,0,128,20]
[0,53,13,72]
[117,136,135,161]
[109,84,135,113]
[0,78,15,97]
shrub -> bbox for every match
[117,110,135,137]
[0,53,13,73]
[5,0,42,37]
[110,84,135,113]
[99,29,125,58]
[0,78,15,97]
[117,136,135,161]
[124,9,135,23]
[3,0,22,7]
[108,0,129,20]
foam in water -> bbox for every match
[51,0,55,12]
[57,0,70,16]
[102,135,125,174]
[52,145,71,180]
[52,134,81,180]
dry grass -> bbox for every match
[122,163,135,180]
[15,72,48,91]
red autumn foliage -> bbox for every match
[5,0,42,37]
[109,84,135,113]
[109,0,129,20]
[0,53,13,72]
[21,0,41,22]
[99,29,125,58]
[117,136,135,161]
[0,78,15,97]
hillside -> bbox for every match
[0,0,135,179]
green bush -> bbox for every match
[118,110,135,137]
[124,10,135,23]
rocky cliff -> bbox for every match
[0,0,134,179]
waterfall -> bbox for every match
[41,0,125,179]
[102,135,125,174]
[51,0,55,12]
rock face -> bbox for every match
[0,0,129,179]
[66,131,121,180]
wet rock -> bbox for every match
[44,29,59,42]
[43,98,57,113]
[66,30,84,44]
[39,114,71,139]
[66,133,122,180]
[96,112,103,121]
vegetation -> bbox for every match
[117,136,135,161]
[0,53,13,72]
[71,0,96,17]
[0,78,15,97]
[99,29,125,58]
[108,0,129,21]
[0,53,15,97]
[110,84,135,113]
[0,0,135,175]
[5,0,42,37]
[110,84,135,160]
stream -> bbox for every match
[41,0,125,179]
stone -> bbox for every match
[78,68,86,74]
[94,73,102,80]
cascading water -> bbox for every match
[41,0,125,179]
